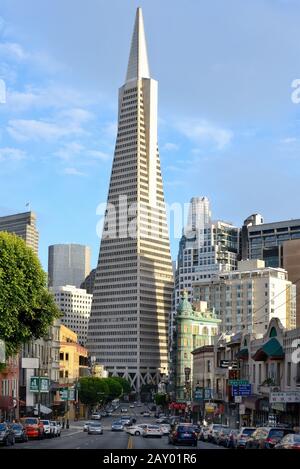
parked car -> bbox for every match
[121,408,128,413]
[83,421,92,432]
[168,423,198,446]
[21,417,44,439]
[142,424,163,438]
[40,419,54,438]
[91,413,101,420]
[129,404,135,409]
[0,423,15,446]
[111,420,124,431]
[275,433,300,450]
[143,412,150,417]
[245,427,295,449]
[88,422,103,435]
[137,403,142,407]
[50,421,61,437]
[235,427,256,448]
[126,424,147,436]
[11,423,28,442]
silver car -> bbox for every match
[88,422,103,435]
[111,420,124,431]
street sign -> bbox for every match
[239,404,246,415]
[204,388,212,400]
[30,377,49,393]
[234,396,242,403]
[232,384,252,396]
[59,387,75,401]
[229,379,249,386]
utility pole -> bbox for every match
[37,366,41,419]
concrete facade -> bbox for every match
[48,244,91,288]
[0,211,39,254]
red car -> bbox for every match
[21,417,44,439]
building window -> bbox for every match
[59,352,64,360]
[287,362,291,387]
[259,364,262,384]
[252,364,256,383]
[65,353,69,361]
[207,360,211,373]
[59,370,64,378]
[65,371,69,378]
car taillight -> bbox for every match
[266,437,276,445]
[291,445,300,450]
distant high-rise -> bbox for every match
[87,8,173,391]
[52,285,92,346]
[48,244,91,288]
[80,268,96,295]
[186,196,211,232]
[0,211,39,254]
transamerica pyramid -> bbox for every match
[87,8,174,392]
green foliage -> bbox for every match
[78,377,109,406]
[103,377,123,399]
[109,376,131,394]
[0,232,61,357]
[154,393,167,406]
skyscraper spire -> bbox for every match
[126,7,150,82]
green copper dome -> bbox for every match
[177,290,193,316]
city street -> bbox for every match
[1,407,225,450]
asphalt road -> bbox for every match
[2,406,225,450]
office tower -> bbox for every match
[87,8,173,391]
[174,197,240,308]
[52,285,92,346]
[48,244,91,288]
[0,211,39,254]
[281,239,300,327]
[241,214,300,267]
[80,268,96,295]
[193,259,297,335]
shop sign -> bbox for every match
[270,392,300,403]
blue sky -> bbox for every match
[0,0,300,270]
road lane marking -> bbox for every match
[127,436,133,449]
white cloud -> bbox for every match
[7,107,93,142]
[6,85,91,112]
[55,142,84,160]
[0,42,28,61]
[63,167,86,177]
[280,137,298,144]
[177,119,233,150]
[162,142,179,151]
[0,147,26,161]
[86,150,110,160]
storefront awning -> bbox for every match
[236,348,249,360]
[252,338,284,361]
[34,404,52,415]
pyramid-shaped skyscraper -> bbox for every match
[87,8,174,391]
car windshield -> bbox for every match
[0,424,6,430]
[269,429,285,438]
[41,421,49,424]
[148,426,160,429]
[177,426,194,432]
[113,421,122,425]
[293,435,300,443]
[242,428,255,435]
[12,424,22,430]
[24,418,38,425]
[90,423,101,427]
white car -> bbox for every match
[50,421,60,437]
[121,408,128,413]
[126,424,147,436]
[91,413,102,420]
[129,404,135,409]
[142,424,162,438]
[40,420,53,438]
[88,422,103,435]
[83,421,92,432]
[160,424,171,435]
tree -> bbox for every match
[104,377,122,400]
[109,377,131,394]
[154,393,167,407]
[78,377,109,407]
[0,232,61,357]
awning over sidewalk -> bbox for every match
[34,404,52,415]
[252,338,284,361]
[236,348,249,360]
